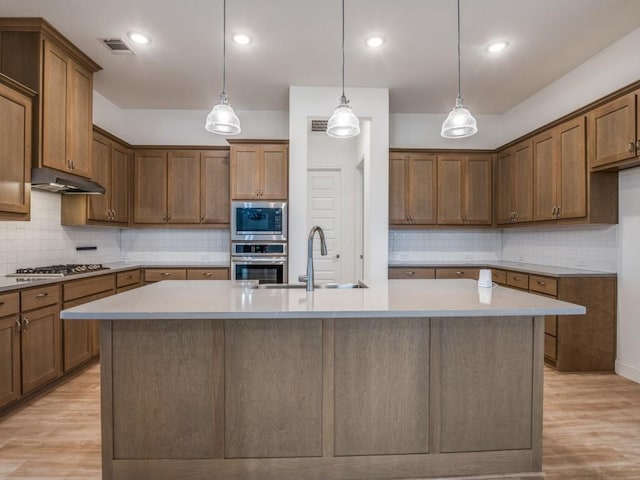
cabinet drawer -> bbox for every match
[144,269,187,282]
[506,272,529,290]
[0,292,20,317]
[187,268,229,280]
[435,268,480,280]
[117,283,141,294]
[21,285,60,311]
[545,315,558,337]
[63,289,113,309]
[529,275,558,296]
[492,269,507,285]
[544,334,557,361]
[64,275,115,302]
[116,270,141,288]
[388,267,435,279]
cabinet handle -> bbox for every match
[36,293,49,298]
[200,213,205,223]
[405,271,415,276]
[15,318,21,335]
[162,213,166,221]
[22,317,29,333]
[0,301,4,306]
[167,213,172,221]
[513,276,521,281]
[629,142,636,153]
[456,271,464,276]
[410,215,415,222]
[636,139,640,152]
[537,281,546,286]
[126,275,133,279]
[203,272,213,277]
[556,205,561,218]
[161,272,172,277]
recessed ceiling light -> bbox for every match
[486,41,508,53]
[365,37,384,48]
[128,32,150,45]
[233,33,251,45]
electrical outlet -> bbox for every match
[518,255,524,262]
[576,259,586,267]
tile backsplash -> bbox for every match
[121,229,229,263]
[0,191,121,276]
[389,225,618,272]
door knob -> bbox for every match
[336,254,340,259]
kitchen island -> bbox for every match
[61,279,584,480]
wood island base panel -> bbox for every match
[100,316,544,480]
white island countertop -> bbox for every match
[60,279,585,320]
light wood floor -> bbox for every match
[0,364,639,479]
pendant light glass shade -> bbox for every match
[327,95,360,138]
[441,96,477,138]
[205,93,241,135]
[441,0,477,139]
[204,0,241,135]
[326,0,360,139]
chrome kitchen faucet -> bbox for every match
[298,226,327,291]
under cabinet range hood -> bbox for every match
[30,167,105,194]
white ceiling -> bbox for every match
[2,0,640,114]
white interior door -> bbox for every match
[307,168,343,283]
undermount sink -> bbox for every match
[258,282,367,290]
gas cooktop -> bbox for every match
[6,264,108,278]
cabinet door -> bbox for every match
[408,153,436,225]
[201,150,230,224]
[589,93,636,168]
[62,319,91,372]
[437,155,464,224]
[42,40,69,172]
[133,151,167,224]
[512,141,533,223]
[261,145,288,199]
[465,155,492,225]
[0,81,31,217]
[21,305,61,395]
[167,150,201,224]
[88,132,111,222]
[66,61,92,178]
[110,142,130,224]
[0,315,21,408]
[533,130,556,221]
[389,153,408,225]
[496,149,513,225]
[557,117,587,220]
[231,145,261,199]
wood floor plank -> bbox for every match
[1,363,639,479]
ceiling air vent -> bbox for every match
[310,119,328,134]
[100,38,135,54]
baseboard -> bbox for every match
[615,359,640,384]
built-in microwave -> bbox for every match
[231,201,287,241]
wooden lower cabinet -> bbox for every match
[145,268,229,283]
[0,292,21,409]
[21,304,61,395]
[187,268,229,280]
[388,267,435,279]
[435,267,480,280]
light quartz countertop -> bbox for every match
[60,279,585,320]
[388,260,616,277]
[0,261,230,293]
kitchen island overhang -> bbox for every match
[61,279,585,480]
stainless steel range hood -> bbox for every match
[31,167,105,194]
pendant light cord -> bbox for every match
[222,0,227,97]
[341,0,346,99]
[457,0,461,100]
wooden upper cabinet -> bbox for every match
[134,150,168,224]
[201,150,230,225]
[132,148,230,227]
[87,133,111,222]
[533,117,587,223]
[167,151,201,224]
[389,152,436,226]
[41,39,93,177]
[0,75,33,221]
[437,154,492,225]
[0,20,101,179]
[230,142,288,200]
[389,152,408,224]
[589,92,637,169]
[110,142,130,224]
[496,141,533,225]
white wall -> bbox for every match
[0,191,122,276]
[617,169,640,383]
[289,86,389,283]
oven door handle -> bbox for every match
[231,257,287,265]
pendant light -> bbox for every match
[205,0,241,135]
[326,0,360,138]
[441,0,477,139]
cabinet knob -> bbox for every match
[629,142,636,153]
